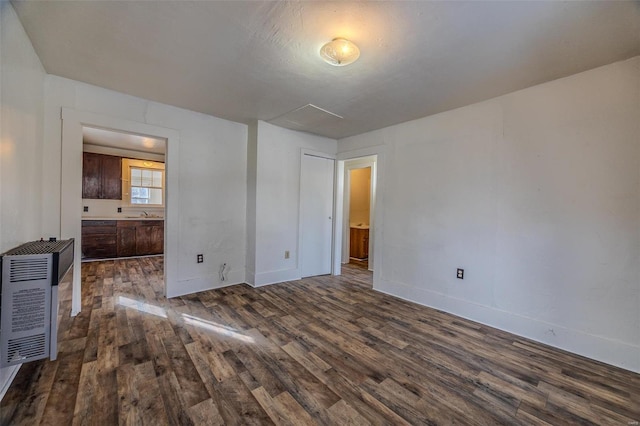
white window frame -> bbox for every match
[122,158,165,207]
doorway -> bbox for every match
[81,127,166,261]
[347,167,371,268]
[61,108,180,315]
[342,156,376,272]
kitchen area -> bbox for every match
[80,127,166,261]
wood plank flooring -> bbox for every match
[2,256,639,425]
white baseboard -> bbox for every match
[376,278,640,373]
[254,268,300,287]
[167,269,245,298]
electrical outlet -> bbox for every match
[197,254,204,263]
[83,206,88,212]
[457,268,464,279]
[117,207,122,213]
[284,250,290,259]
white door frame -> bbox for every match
[334,146,385,286]
[343,159,376,270]
[297,149,336,277]
[61,108,180,315]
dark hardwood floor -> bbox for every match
[348,258,369,271]
[2,257,639,425]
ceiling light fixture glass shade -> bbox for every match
[320,38,360,66]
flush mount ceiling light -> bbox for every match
[320,38,360,66]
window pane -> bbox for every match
[131,187,149,198]
[131,187,162,205]
[131,187,148,204]
[141,169,153,187]
[131,168,142,186]
[152,170,163,187]
[149,188,163,205]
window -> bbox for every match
[130,167,163,205]
[122,158,165,206]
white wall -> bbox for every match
[0,1,46,249]
[339,57,640,372]
[248,121,337,286]
[42,75,248,297]
[0,0,47,398]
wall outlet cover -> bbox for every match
[117,207,122,213]
[83,206,88,212]
[285,250,290,259]
[457,268,464,279]
[197,254,204,263]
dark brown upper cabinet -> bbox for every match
[82,152,122,200]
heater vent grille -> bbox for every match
[9,258,49,283]
[6,334,46,364]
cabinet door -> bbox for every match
[101,154,122,200]
[349,228,369,259]
[135,225,152,255]
[363,229,369,258]
[82,152,102,199]
[149,225,164,255]
[117,227,136,257]
[350,228,360,258]
[82,220,117,259]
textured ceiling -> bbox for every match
[83,127,166,154]
[12,1,640,139]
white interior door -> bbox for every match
[300,154,334,277]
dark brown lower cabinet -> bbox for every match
[82,235,117,258]
[149,225,164,254]
[83,220,163,259]
[350,227,369,260]
[135,225,152,255]
[116,222,137,257]
[82,220,117,259]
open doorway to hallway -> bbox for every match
[342,156,376,273]
[348,167,371,268]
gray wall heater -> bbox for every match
[0,239,74,368]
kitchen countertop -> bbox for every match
[82,216,164,221]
